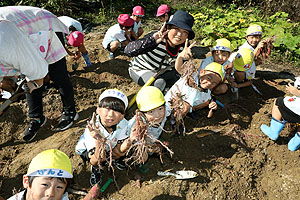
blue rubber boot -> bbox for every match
[82,52,91,67]
[288,132,300,151]
[260,118,285,140]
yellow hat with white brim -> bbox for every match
[27,149,73,178]
[246,24,263,36]
[212,38,232,53]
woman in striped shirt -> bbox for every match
[125,10,195,91]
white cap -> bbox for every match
[99,89,128,109]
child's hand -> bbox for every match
[87,112,105,139]
[257,40,265,49]
[178,39,196,59]
[209,101,217,110]
[286,83,300,96]
[72,51,81,61]
[153,22,169,44]
[230,82,238,88]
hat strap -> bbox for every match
[165,40,181,57]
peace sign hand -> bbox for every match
[153,22,169,44]
[179,39,196,60]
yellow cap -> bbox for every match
[246,24,262,36]
[27,149,73,178]
[233,48,254,71]
[136,86,165,112]
[204,62,224,81]
[212,38,231,52]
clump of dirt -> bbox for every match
[1,26,300,200]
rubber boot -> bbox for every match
[288,132,300,151]
[260,118,285,140]
[82,52,91,67]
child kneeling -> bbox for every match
[75,89,134,186]
[261,78,300,151]
[128,86,170,165]
[8,149,73,200]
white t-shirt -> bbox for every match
[165,74,211,110]
[283,96,300,116]
[75,115,128,154]
[58,16,82,32]
[102,24,126,49]
[131,16,141,35]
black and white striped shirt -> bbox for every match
[125,32,184,72]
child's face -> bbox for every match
[212,50,230,65]
[158,14,168,22]
[167,25,189,47]
[246,35,261,47]
[144,105,165,125]
[199,70,222,90]
[23,176,67,200]
[132,14,142,22]
[97,107,124,128]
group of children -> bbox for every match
[2,4,300,200]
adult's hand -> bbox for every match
[286,83,300,96]
[178,39,196,60]
[153,23,169,44]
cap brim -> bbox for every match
[166,21,195,40]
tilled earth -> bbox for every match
[1,27,300,200]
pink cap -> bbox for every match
[156,4,170,17]
[118,14,134,26]
[133,6,144,16]
[68,31,84,47]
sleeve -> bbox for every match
[75,132,88,155]
[0,21,48,81]
[124,31,158,57]
[117,119,129,141]
[113,32,126,43]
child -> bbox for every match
[226,48,255,89]
[102,14,134,59]
[130,6,144,41]
[230,24,264,88]
[58,16,92,67]
[75,89,133,185]
[8,149,73,200]
[125,10,195,91]
[261,78,300,151]
[0,6,78,141]
[156,4,172,23]
[128,86,170,164]
[165,62,224,120]
[197,38,232,95]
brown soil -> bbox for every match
[1,27,300,200]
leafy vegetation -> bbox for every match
[190,4,300,66]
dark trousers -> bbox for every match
[26,33,76,119]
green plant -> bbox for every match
[191,5,300,65]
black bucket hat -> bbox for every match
[166,10,195,40]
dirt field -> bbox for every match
[1,26,300,200]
